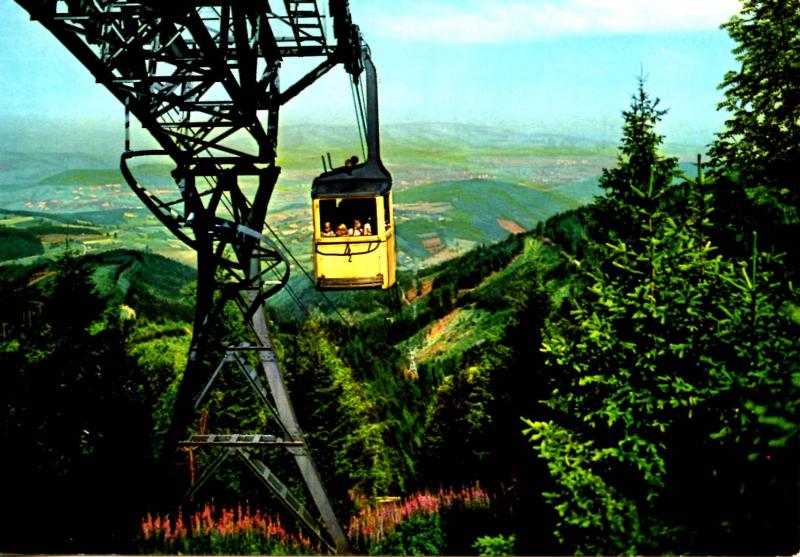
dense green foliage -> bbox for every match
[276,317,413,497]
[711,0,800,211]
[526,175,799,553]
[0,252,156,552]
[25,223,102,235]
[472,533,516,556]
[0,250,193,552]
[709,0,800,259]
[0,225,44,261]
[519,12,799,552]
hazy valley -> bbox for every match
[0,122,685,270]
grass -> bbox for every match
[400,178,578,221]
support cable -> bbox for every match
[349,78,367,162]
[280,275,309,317]
[354,76,369,161]
[264,222,351,326]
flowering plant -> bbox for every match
[140,503,319,555]
[348,484,491,555]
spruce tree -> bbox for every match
[710,0,800,246]
[591,76,680,245]
[524,81,800,554]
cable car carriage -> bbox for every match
[312,157,395,290]
[311,52,396,290]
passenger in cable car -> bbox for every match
[363,217,373,236]
[335,223,348,236]
[344,155,359,170]
[349,219,363,236]
[322,221,335,237]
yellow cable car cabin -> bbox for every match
[311,49,395,290]
[312,158,395,290]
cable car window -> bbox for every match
[318,197,378,237]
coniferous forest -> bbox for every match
[1,2,798,554]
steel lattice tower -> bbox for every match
[13,0,371,551]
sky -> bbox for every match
[0,0,742,150]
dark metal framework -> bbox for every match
[14,0,367,552]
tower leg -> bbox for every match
[160,185,217,496]
[163,167,349,552]
[250,300,350,553]
[243,169,350,553]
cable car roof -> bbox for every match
[312,161,391,198]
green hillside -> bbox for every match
[0,226,45,261]
[38,168,124,186]
[90,249,196,322]
[0,123,617,279]
[395,178,580,262]
[37,164,173,186]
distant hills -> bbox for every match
[395,178,585,265]
[36,164,173,187]
[0,121,707,279]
